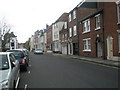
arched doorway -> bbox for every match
[107,36,113,60]
[96,38,102,58]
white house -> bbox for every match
[52,22,64,53]
[29,35,34,52]
[0,31,2,51]
[38,30,44,51]
[10,37,18,50]
[52,13,68,53]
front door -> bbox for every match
[107,36,113,60]
[96,38,102,58]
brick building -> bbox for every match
[78,1,120,61]
[67,2,97,55]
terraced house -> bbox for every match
[44,1,120,61]
[52,13,68,53]
[78,1,120,61]
[67,2,97,55]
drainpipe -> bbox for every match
[76,7,80,56]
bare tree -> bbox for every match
[0,18,11,51]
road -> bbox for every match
[18,52,118,88]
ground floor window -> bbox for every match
[83,38,91,52]
[119,33,120,53]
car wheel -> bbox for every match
[12,81,16,90]
[24,64,27,71]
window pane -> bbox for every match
[88,39,91,50]
[119,33,120,51]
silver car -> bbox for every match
[0,52,20,89]
[34,49,43,54]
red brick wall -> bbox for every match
[103,2,120,57]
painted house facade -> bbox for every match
[46,25,52,52]
[52,13,68,53]
[59,14,68,55]
[10,36,18,50]
[0,29,2,51]
[29,35,34,52]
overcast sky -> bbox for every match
[0,0,82,43]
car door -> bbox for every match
[9,54,19,88]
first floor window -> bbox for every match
[69,28,72,37]
[73,25,77,36]
[117,4,120,23]
[95,14,100,30]
[64,22,67,29]
[83,19,90,33]
[83,38,91,51]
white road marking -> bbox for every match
[29,65,31,67]
[15,77,20,88]
[24,84,28,90]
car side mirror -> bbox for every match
[12,60,18,67]
[11,62,16,68]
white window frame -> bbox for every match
[69,14,72,22]
[62,34,64,42]
[117,4,120,24]
[95,14,101,30]
[118,32,120,53]
[64,22,67,29]
[73,10,76,19]
[65,34,67,41]
[83,38,91,52]
[73,25,77,36]
[83,19,90,34]
[69,28,72,37]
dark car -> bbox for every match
[15,49,29,63]
[7,49,28,71]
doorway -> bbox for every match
[96,38,102,58]
[107,36,113,60]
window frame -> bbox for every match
[69,28,72,37]
[95,14,101,30]
[64,22,67,29]
[82,19,90,34]
[73,25,77,36]
[83,38,91,52]
[117,4,120,24]
[69,14,72,22]
[73,10,76,19]
[118,32,120,53]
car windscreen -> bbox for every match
[0,55,9,70]
[7,50,24,58]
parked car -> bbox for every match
[15,49,30,63]
[0,52,20,89]
[34,49,43,54]
[7,49,28,71]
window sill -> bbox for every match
[74,34,77,36]
[83,50,91,52]
[82,31,90,34]
[117,22,120,25]
[119,51,120,53]
[95,27,101,30]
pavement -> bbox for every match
[47,53,120,68]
